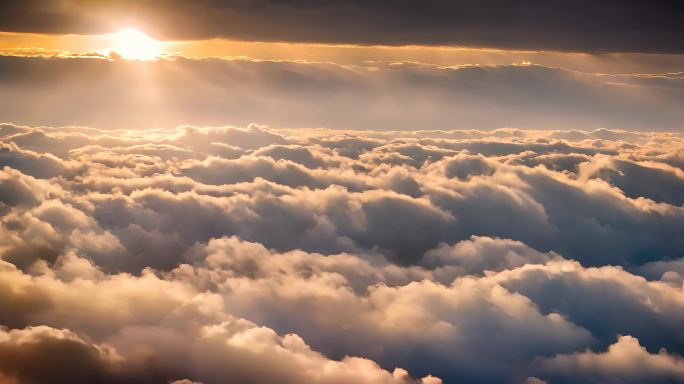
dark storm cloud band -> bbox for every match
[1,0,683,53]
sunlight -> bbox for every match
[107,28,161,60]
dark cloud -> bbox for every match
[500,260,684,355]
[0,142,75,179]
[1,1,683,53]
[0,326,122,384]
[579,157,684,205]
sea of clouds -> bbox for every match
[1,122,684,383]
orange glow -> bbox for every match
[1,31,683,74]
[105,28,161,60]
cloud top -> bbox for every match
[1,123,684,383]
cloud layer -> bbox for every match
[2,55,684,131]
[1,123,684,383]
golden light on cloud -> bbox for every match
[1,31,684,74]
[106,28,161,60]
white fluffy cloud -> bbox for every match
[1,123,684,383]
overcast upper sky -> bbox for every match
[1,0,683,53]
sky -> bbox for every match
[1,2,684,384]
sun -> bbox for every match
[107,28,161,60]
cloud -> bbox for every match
[1,1,683,53]
[187,241,592,382]
[0,244,439,384]
[499,259,684,354]
[0,320,436,384]
[420,236,553,277]
[1,123,684,382]
[3,124,684,270]
[533,335,684,384]
[2,56,684,131]
[0,326,122,384]
[577,156,684,206]
[0,142,76,179]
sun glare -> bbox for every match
[107,28,161,60]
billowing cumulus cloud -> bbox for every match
[533,335,684,384]
[1,123,684,383]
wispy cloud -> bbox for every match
[1,56,683,131]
